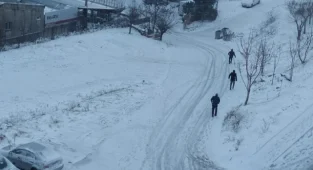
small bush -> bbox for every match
[235,138,243,151]
[82,103,90,112]
[260,118,270,134]
[223,106,244,133]
[50,116,61,125]
[0,134,6,143]
[259,10,277,37]
[65,101,81,112]
[263,10,277,28]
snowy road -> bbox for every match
[0,27,235,170]
[68,30,231,170]
[140,33,229,170]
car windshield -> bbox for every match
[0,158,8,169]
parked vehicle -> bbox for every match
[241,0,260,8]
[0,142,63,170]
[0,155,19,170]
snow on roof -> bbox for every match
[0,2,44,7]
[52,0,114,9]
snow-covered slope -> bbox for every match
[177,0,313,170]
[1,0,313,170]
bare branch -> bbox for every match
[238,63,248,89]
[288,40,297,82]
[286,0,313,40]
[127,0,141,34]
[297,29,313,63]
[155,8,176,40]
[271,45,282,85]
[237,29,262,105]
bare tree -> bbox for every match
[143,0,166,33]
[127,0,141,34]
[238,31,262,105]
[271,45,282,85]
[303,0,313,34]
[288,41,297,82]
[295,30,313,63]
[155,8,175,41]
[257,37,275,76]
[286,0,313,41]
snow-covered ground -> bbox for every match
[1,0,313,170]
[178,0,313,170]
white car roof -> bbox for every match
[17,142,61,162]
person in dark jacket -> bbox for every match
[228,49,236,64]
[211,93,220,117]
[229,70,237,90]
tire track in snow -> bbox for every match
[140,39,214,170]
[140,32,229,170]
[251,104,313,169]
[180,34,229,170]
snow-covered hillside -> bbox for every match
[1,0,313,170]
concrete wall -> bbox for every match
[0,3,45,41]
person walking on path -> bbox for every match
[211,93,220,117]
[228,49,236,64]
[229,70,237,90]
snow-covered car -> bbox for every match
[0,155,19,170]
[241,0,260,8]
[0,142,63,170]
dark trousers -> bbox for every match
[229,57,233,64]
[212,105,218,117]
[230,81,235,90]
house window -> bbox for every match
[5,22,12,31]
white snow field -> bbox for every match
[1,0,313,170]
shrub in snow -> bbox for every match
[50,116,61,125]
[223,106,245,133]
[2,114,25,130]
[65,101,81,112]
[259,116,277,135]
[260,118,270,134]
[0,134,6,143]
[235,138,244,151]
[82,103,90,112]
[261,10,277,29]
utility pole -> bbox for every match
[85,0,88,7]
